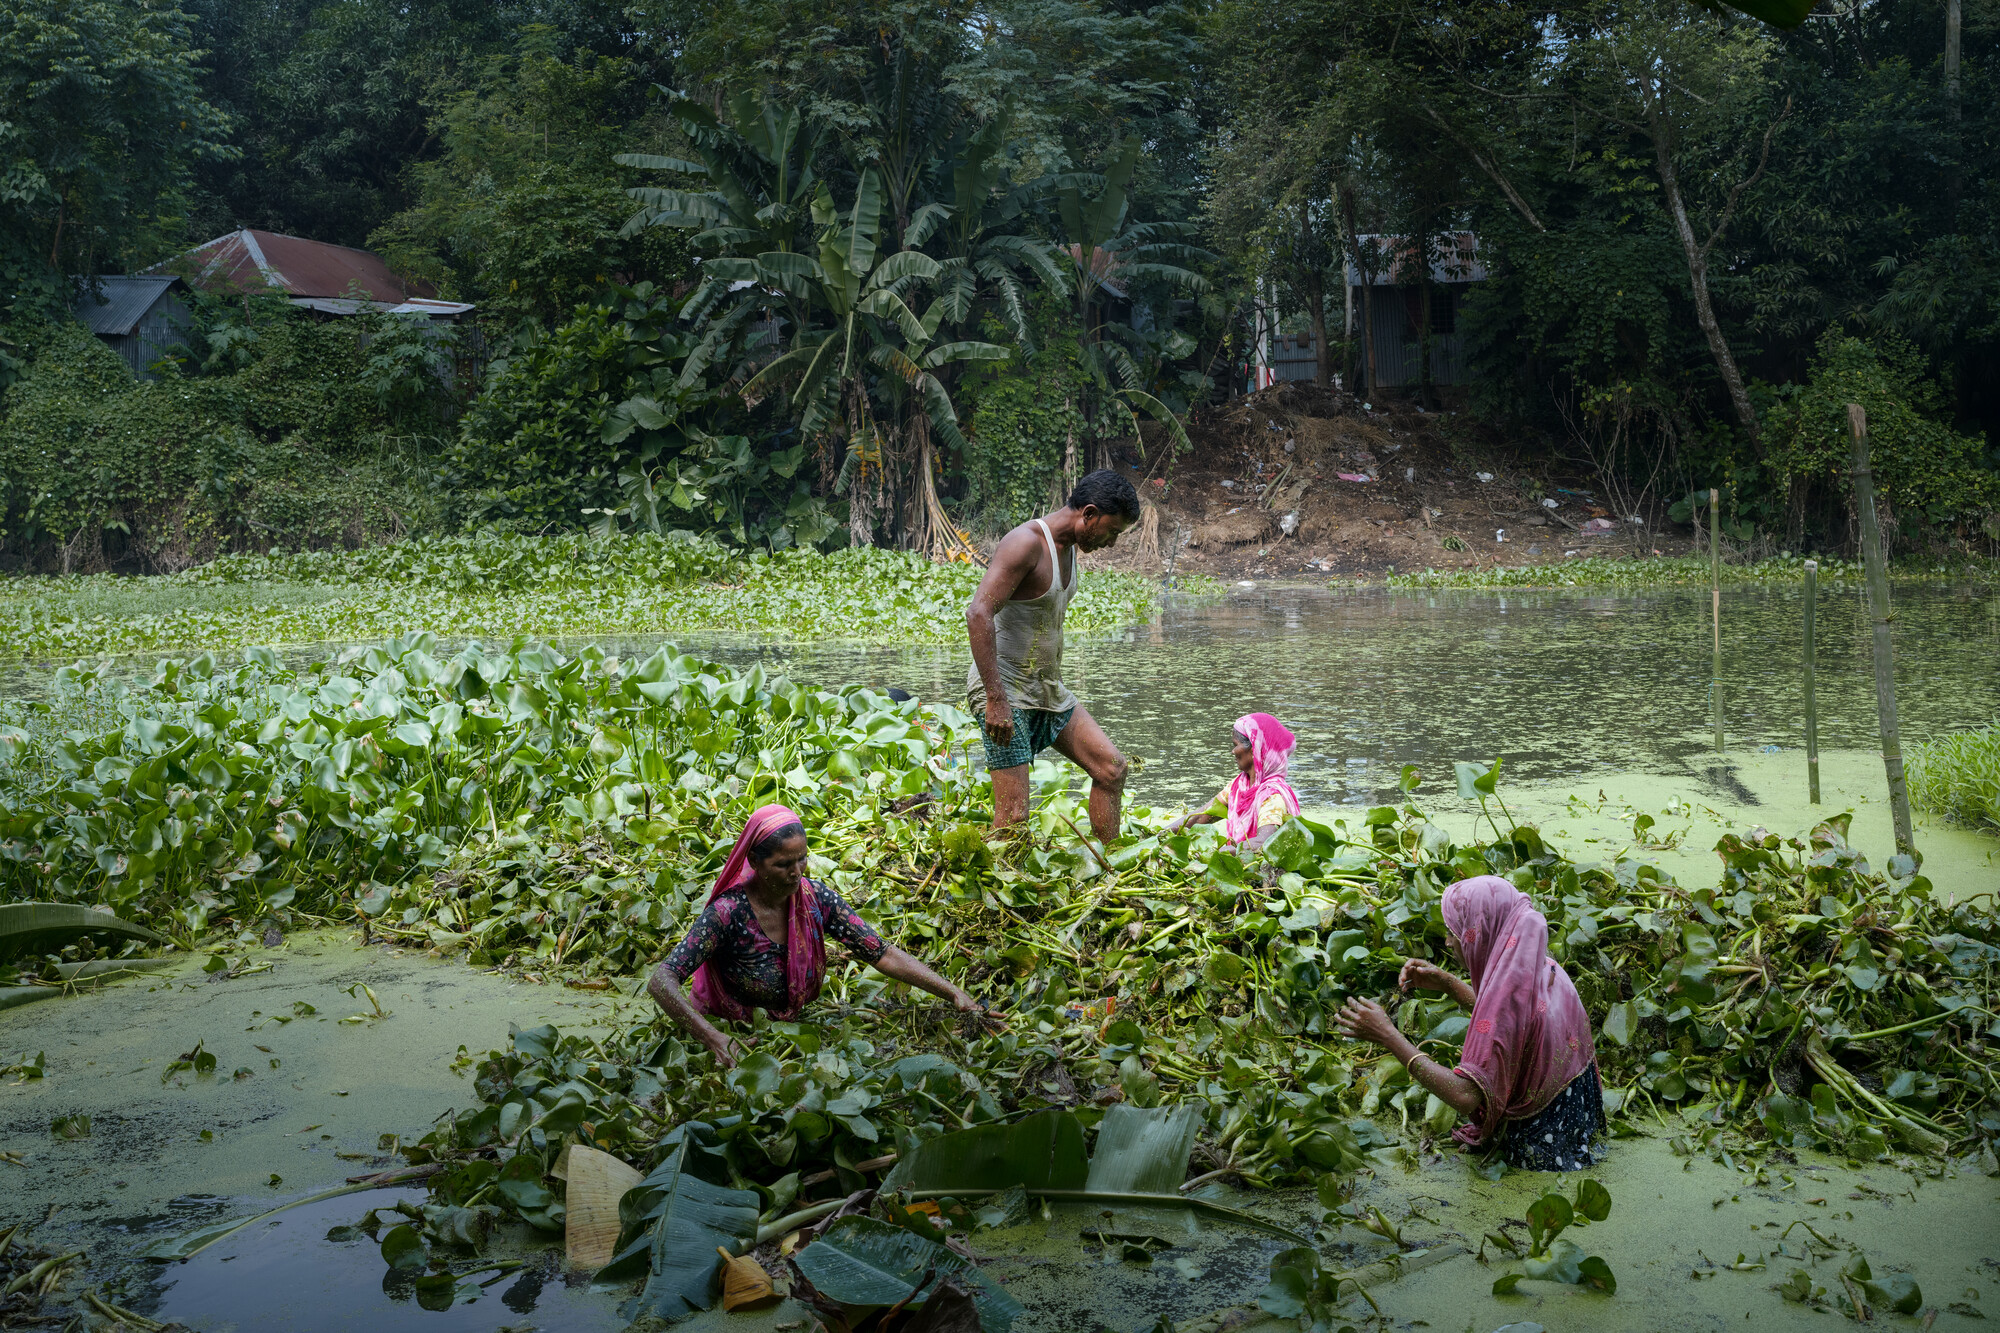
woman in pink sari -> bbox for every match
[647,805,1000,1067]
[1165,713,1302,849]
[1335,876,1603,1170]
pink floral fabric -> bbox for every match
[688,804,827,1022]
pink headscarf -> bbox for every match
[1443,876,1595,1147]
[689,803,826,1022]
[1224,713,1301,844]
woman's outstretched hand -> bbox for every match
[954,993,1008,1035]
[1398,959,1455,994]
[704,1032,746,1069]
[1335,996,1399,1049]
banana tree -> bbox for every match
[731,168,995,549]
[869,296,1009,561]
[1050,137,1212,468]
[926,108,1072,351]
[616,88,824,356]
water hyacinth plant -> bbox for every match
[0,531,1184,665]
[3,636,1996,1318]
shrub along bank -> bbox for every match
[0,532,1176,665]
[0,637,1991,1250]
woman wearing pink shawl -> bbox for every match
[1165,713,1302,848]
[646,804,998,1068]
[1335,876,1603,1170]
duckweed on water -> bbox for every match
[0,532,1186,664]
[1,634,1994,1311]
[1386,554,1887,590]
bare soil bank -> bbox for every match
[1072,384,1697,581]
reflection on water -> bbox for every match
[611,582,2000,813]
[136,1190,619,1333]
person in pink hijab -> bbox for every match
[1335,876,1604,1170]
[647,804,1001,1067]
[1165,713,1302,849]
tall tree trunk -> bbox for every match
[1947,0,1962,206]
[1338,184,1377,398]
[1307,267,1330,388]
[1641,81,1760,442]
[1417,228,1435,407]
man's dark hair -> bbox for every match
[750,820,807,860]
[1068,468,1140,521]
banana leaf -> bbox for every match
[596,1124,759,1322]
[880,1109,1087,1193]
[0,903,167,963]
[792,1215,1023,1333]
[1083,1103,1204,1194]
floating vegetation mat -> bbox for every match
[1385,554,1905,590]
[0,532,1187,664]
[2,636,1996,1325]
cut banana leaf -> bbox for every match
[1084,1103,1204,1194]
[596,1124,759,1322]
[792,1215,1023,1333]
[0,904,167,963]
[881,1109,1087,1193]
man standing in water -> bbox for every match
[966,469,1138,843]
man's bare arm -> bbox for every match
[965,527,1044,744]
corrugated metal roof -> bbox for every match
[159,229,437,302]
[1347,232,1486,286]
[73,276,184,336]
[290,296,476,318]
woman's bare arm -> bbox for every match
[646,963,741,1068]
[871,945,981,1011]
[1335,997,1483,1116]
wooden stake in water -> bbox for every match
[1803,559,1820,804]
[1847,405,1917,860]
[1710,487,1723,754]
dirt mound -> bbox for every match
[1079,385,1688,580]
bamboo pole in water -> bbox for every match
[1846,405,1918,860]
[1710,488,1723,754]
[1803,559,1820,804]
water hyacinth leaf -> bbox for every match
[793,1216,1024,1332]
[1858,1272,1922,1315]
[1083,1103,1204,1195]
[881,1110,1088,1193]
[1525,1193,1573,1254]
[1523,1238,1585,1284]
[1491,1272,1525,1295]
[1601,1002,1638,1047]
[380,1224,428,1271]
[0,903,167,963]
[1574,1178,1612,1223]
[1575,1255,1617,1293]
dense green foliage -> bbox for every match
[0,0,234,311]
[0,317,445,573]
[0,533,1174,663]
[5,0,1997,566]
[1907,723,2000,832]
[961,319,1107,527]
[1769,332,2000,541]
[1205,0,1999,551]
[2,641,1990,1232]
